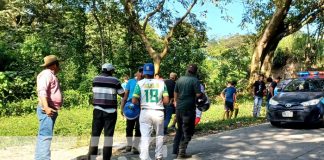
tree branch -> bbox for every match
[91,0,106,64]
[143,0,165,31]
[161,0,198,58]
[285,5,323,35]
[124,0,156,58]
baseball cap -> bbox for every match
[187,64,198,74]
[102,63,115,71]
[143,63,154,76]
[123,102,140,120]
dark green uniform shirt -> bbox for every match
[174,74,201,111]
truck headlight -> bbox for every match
[269,99,279,105]
[301,99,320,106]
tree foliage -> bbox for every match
[242,0,324,81]
[122,0,207,73]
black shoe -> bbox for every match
[177,154,192,159]
[132,147,139,154]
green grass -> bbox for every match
[0,99,268,147]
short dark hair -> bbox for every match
[266,77,273,82]
[102,69,113,75]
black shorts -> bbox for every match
[224,101,234,111]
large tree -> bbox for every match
[243,0,324,82]
[122,0,204,74]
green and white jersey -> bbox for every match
[133,78,169,110]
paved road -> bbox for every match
[113,123,324,160]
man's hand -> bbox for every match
[173,101,177,108]
[43,107,56,117]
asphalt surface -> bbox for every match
[112,123,324,160]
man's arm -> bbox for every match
[233,93,237,103]
[269,86,274,97]
[40,97,56,117]
[120,90,129,116]
[132,84,141,107]
[173,92,178,108]
[195,80,202,98]
[116,82,125,98]
[221,88,226,101]
[37,74,56,116]
[162,85,169,105]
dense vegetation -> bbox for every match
[0,0,323,116]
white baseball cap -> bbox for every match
[102,63,115,71]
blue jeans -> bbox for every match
[253,96,263,117]
[35,106,58,160]
[164,104,174,131]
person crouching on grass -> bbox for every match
[221,81,237,120]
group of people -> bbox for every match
[252,74,281,118]
[35,55,206,160]
[35,54,281,160]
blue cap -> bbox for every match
[143,63,154,76]
[123,102,140,120]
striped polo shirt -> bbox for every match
[92,73,124,113]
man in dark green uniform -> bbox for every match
[173,64,202,159]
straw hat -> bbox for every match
[40,55,59,67]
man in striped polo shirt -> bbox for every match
[87,63,124,160]
[132,63,169,160]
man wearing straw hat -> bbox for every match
[35,55,62,160]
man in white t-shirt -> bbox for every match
[132,63,169,160]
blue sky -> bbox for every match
[166,1,256,40]
[192,1,254,39]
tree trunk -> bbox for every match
[152,53,162,75]
[92,0,105,65]
[249,0,292,84]
[261,50,275,77]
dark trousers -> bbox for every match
[164,104,175,131]
[126,117,141,147]
[173,109,195,154]
[88,109,117,160]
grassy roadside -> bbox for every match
[0,100,268,147]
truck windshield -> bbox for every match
[283,79,324,92]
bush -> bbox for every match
[0,98,38,116]
[63,90,91,109]
[0,90,91,116]
[0,71,36,103]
